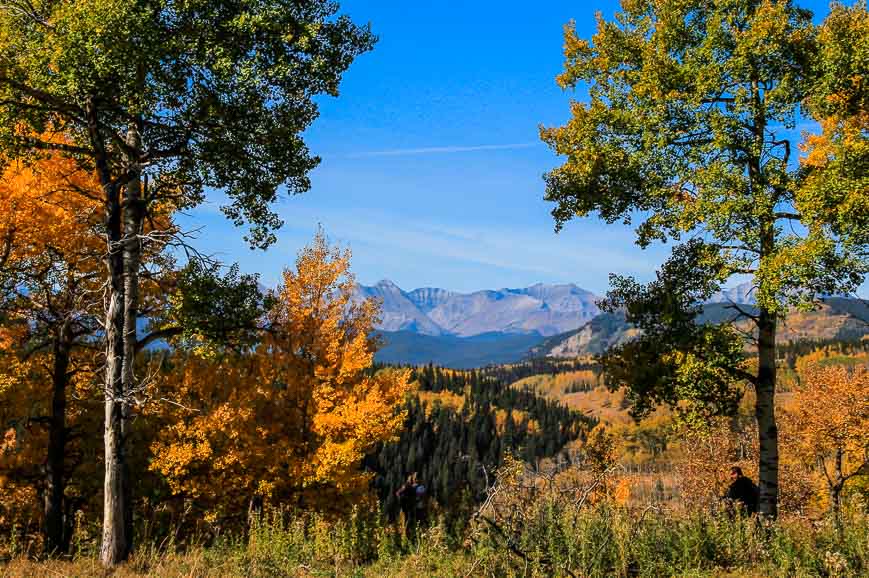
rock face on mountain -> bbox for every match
[354,280,445,336]
[355,281,601,338]
[536,297,869,359]
[406,287,456,313]
[529,312,637,358]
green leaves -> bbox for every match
[543,0,867,324]
[158,261,271,353]
[599,241,747,419]
[0,0,376,248]
[543,0,815,242]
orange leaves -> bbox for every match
[778,363,869,517]
[782,364,869,469]
[800,113,868,170]
[149,231,411,521]
[0,327,28,396]
[262,230,411,496]
[0,153,102,274]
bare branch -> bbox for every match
[135,326,181,352]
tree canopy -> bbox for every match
[148,232,412,519]
[0,0,376,563]
[0,0,375,246]
[541,0,868,517]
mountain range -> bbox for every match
[535,297,869,359]
[354,280,600,337]
[360,281,868,368]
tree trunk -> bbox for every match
[100,176,128,566]
[121,124,143,551]
[44,328,70,554]
[755,307,778,518]
[831,448,844,536]
[86,96,133,567]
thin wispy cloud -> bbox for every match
[262,206,663,293]
[345,142,540,158]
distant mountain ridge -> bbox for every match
[358,279,868,367]
[537,297,869,359]
[355,280,601,338]
[707,281,757,305]
[407,287,456,313]
[358,279,769,340]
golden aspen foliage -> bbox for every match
[0,146,175,551]
[0,153,103,273]
[584,423,617,475]
[0,143,174,297]
[149,231,411,523]
[613,477,632,507]
[0,324,40,536]
[0,152,106,547]
[795,346,869,379]
[780,365,869,524]
[417,390,465,416]
[798,2,869,250]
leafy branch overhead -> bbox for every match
[599,240,749,419]
[144,261,272,353]
[541,0,867,314]
[0,0,376,247]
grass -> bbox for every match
[3,503,866,577]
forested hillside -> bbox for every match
[368,361,595,521]
[373,330,546,368]
[538,299,869,359]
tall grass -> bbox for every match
[465,503,867,577]
[2,503,866,577]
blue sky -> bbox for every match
[177,0,863,296]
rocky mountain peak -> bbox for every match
[357,280,602,338]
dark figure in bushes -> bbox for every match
[396,473,420,535]
[724,466,759,516]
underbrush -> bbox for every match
[2,504,867,577]
[3,460,867,577]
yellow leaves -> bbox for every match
[779,362,869,515]
[0,428,17,455]
[0,341,22,398]
[800,113,868,170]
[782,364,869,461]
[614,477,632,506]
[256,480,276,498]
[584,423,617,474]
[0,152,102,269]
[149,231,411,520]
